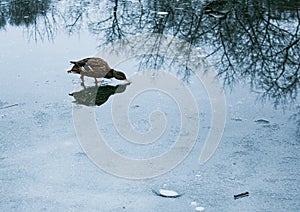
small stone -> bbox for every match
[152,188,182,198]
[159,189,178,197]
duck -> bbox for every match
[68,57,130,84]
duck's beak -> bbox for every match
[124,79,131,84]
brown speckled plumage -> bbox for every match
[68,57,129,84]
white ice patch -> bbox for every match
[195,206,205,211]
[190,201,197,206]
[157,12,168,15]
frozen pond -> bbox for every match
[0,0,299,211]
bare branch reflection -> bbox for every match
[0,0,64,41]
[0,0,299,107]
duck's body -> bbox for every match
[68,57,130,84]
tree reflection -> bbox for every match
[206,0,300,106]
[88,0,300,107]
[8,0,49,27]
[0,0,299,107]
[0,0,59,41]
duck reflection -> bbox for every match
[69,84,128,107]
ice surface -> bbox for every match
[0,1,299,211]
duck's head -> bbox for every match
[112,69,131,83]
[67,64,81,74]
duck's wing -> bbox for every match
[71,58,110,75]
[86,58,112,76]
[86,58,110,68]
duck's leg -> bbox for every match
[94,77,101,84]
[80,81,86,88]
[80,75,84,82]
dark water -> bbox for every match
[0,0,299,211]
